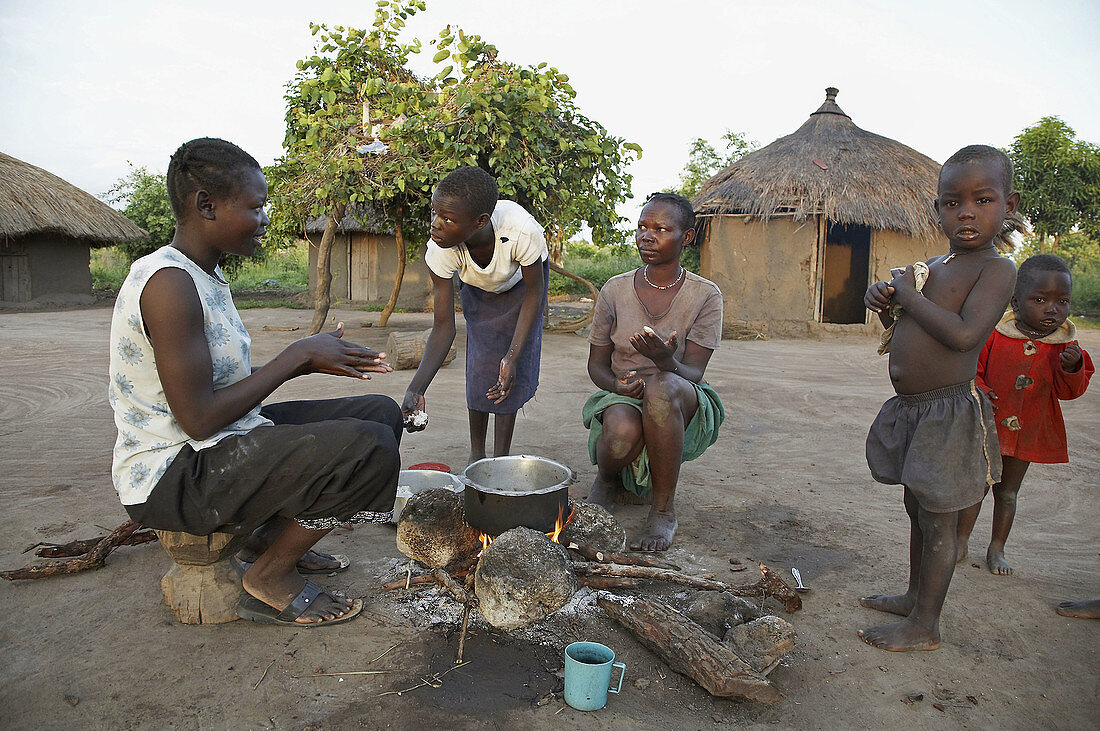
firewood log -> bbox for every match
[597,593,784,705]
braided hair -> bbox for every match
[644,192,696,231]
[434,166,498,217]
[166,138,261,218]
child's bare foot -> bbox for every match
[629,508,677,552]
[858,618,940,652]
[1056,599,1100,618]
[955,543,969,564]
[586,475,617,510]
[986,545,1012,575]
[859,592,915,617]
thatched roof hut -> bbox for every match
[1,151,146,306]
[693,88,946,335]
[0,152,146,246]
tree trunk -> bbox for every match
[547,227,565,266]
[309,203,346,335]
[379,201,406,328]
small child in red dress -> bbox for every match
[956,254,1094,574]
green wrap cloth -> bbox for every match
[582,381,725,496]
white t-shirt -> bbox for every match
[424,200,547,292]
[107,246,271,505]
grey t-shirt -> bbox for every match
[589,270,723,380]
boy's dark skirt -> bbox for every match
[866,380,1000,513]
[126,396,402,535]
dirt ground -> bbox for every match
[1,304,1097,730]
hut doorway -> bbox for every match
[1,250,32,302]
[819,222,871,324]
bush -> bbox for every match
[1072,261,1100,315]
[227,243,309,290]
[90,246,129,290]
[549,242,639,295]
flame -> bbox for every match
[477,503,577,554]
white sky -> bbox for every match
[2,0,1098,226]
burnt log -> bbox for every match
[597,593,784,705]
[573,562,801,614]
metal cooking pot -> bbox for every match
[460,455,575,536]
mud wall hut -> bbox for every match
[305,209,433,310]
[692,88,946,337]
[0,152,146,307]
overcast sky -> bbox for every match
[2,0,1098,226]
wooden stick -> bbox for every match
[577,576,643,590]
[597,593,784,705]
[430,568,475,606]
[24,529,158,558]
[572,562,801,613]
[2,520,144,581]
[568,541,681,571]
[456,604,471,664]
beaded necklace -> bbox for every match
[642,265,684,290]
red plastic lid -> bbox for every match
[408,462,451,472]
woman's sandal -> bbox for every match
[236,580,363,627]
[232,551,351,577]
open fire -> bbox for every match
[478,503,577,554]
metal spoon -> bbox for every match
[791,568,810,593]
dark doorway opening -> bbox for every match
[820,223,871,324]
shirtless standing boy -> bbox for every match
[860,145,1019,651]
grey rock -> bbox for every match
[560,501,627,552]
[722,615,795,675]
[474,526,578,630]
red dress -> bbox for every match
[976,313,1094,464]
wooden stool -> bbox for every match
[155,530,247,624]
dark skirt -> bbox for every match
[126,396,402,534]
[459,259,548,414]
[866,380,1000,513]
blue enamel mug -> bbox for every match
[564,641,626,711]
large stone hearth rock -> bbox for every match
[396,489,481,568]
[474,527,578,630]
[559,501,627,553]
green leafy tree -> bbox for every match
[1008,117,1100,252]
[103,166,175,263]
[667,130,755,200]
[269,1,640,332]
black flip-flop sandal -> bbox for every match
[236,580,363,627]
[232,552,351,577]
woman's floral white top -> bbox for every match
[108,246,271,505]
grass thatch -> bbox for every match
[304,207,394,236]
[0,151,146,245]
[692,88,942,241]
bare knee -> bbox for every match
[599,408,642,461]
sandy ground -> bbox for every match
[1,304,1097,730]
